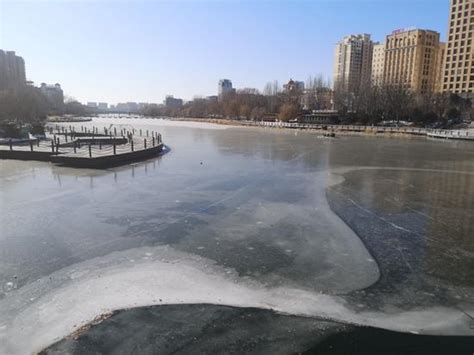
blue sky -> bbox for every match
[1,0,449,104]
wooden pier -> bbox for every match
[0,125,165,169]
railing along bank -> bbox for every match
[238,121,473,140]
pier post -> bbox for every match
[74,142,77,153]
[113,143,116,155]
[152,136,155,146]
[9,139,12,151]
[99,140,102,150]
[55,142,59,154]
[131,139,134,152]
[30,141,33,152]
[89,144,92,158]
[65,134,68,142]
[51,140,54,153]
[146,130,149,137]
[144,138,147,149]
[114,127,117,136]
[37,138,40,147]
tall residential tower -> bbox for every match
[384,28,441,94]
[443,0,474,98]
[333,34,374,93]
[0,50,26,90]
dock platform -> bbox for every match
[0,125,165,169]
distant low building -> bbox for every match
[114,102,139,113]
[87,102,98,108]
[97,102,108,110]
[165,95,183,108]
[206,95,218,102]
[127,102,139,112]
[299,110,339,124]
[138,102,148,111]
[40,83,64,111]
[283,79,304,93]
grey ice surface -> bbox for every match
[1,118,474,354]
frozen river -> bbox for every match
[1,118,473,354]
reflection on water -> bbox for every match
[326,166,474,288]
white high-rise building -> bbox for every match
[333,34,374,93]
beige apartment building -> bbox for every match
[384,28,441,94]
[371,42,386,86]
[443,0,474,98]
[435,42,447,92]
[333,34,374,93]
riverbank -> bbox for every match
[168,117,474,141]
[47,116,93,123]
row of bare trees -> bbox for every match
[140,84,303,121]
[335,84,473,126]
[0,86,50,124]
[141,76,335,122]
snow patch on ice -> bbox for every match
[0,246,472,355]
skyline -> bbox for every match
[1,0,450,104]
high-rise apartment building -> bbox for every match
[384,28,441,94]
[435,42,447,93]
[40,83,64,110]
[443,0,474,97]
[218,79,235,98]
[0,50,26,90]
[371,42,386,87]
[333,34,374,93]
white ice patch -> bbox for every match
[0,246,472,355]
